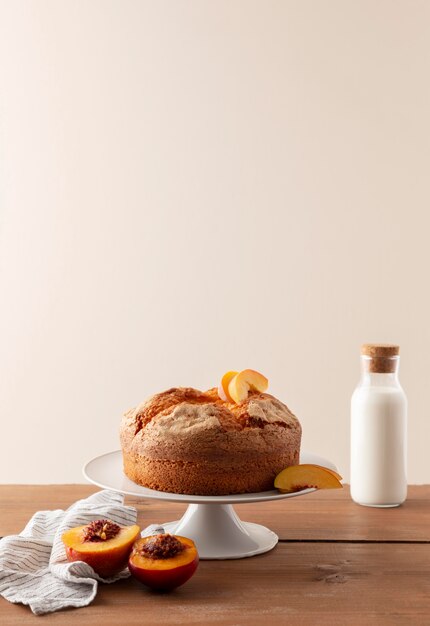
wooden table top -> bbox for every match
[1,485,429,625]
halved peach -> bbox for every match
[62,519,141,578]
[274,464,343,493]
[228,369,269,404]
[218,370,238,402]
[129,534,199,591]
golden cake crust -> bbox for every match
[120,387,302,495]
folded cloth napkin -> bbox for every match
[0,489,137,615]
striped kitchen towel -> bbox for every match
[0,489,137,615]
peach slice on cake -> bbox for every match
[218,370,238,402]
[62,519,141,578]
[228,369,269,404]
[274,464,343,493]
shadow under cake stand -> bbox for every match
[83,450,338,560]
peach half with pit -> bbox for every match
[274,464,343,493]
[129,534,199,591]
[62,519,141,578]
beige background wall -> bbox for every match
[1,0,429,483]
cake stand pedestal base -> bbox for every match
[158,503,278,560]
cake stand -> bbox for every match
[83,450,338,560]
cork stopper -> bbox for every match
[361,344,399,373]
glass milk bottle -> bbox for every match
[350,344,407,507]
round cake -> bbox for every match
[120,386,302,495]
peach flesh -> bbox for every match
[62,523,141,578]
[129,535,199,591]
[274,464,343,493]
[218,370,238,402]
[228,369,268,404]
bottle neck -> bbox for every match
[359,355,400,387]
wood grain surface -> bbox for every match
[1,484,429,540]
[1,485,429,625]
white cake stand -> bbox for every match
[83,450,338,560]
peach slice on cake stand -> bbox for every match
[83,450,340,560]
[274,464,343,493]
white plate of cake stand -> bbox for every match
[83,450,338,560]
